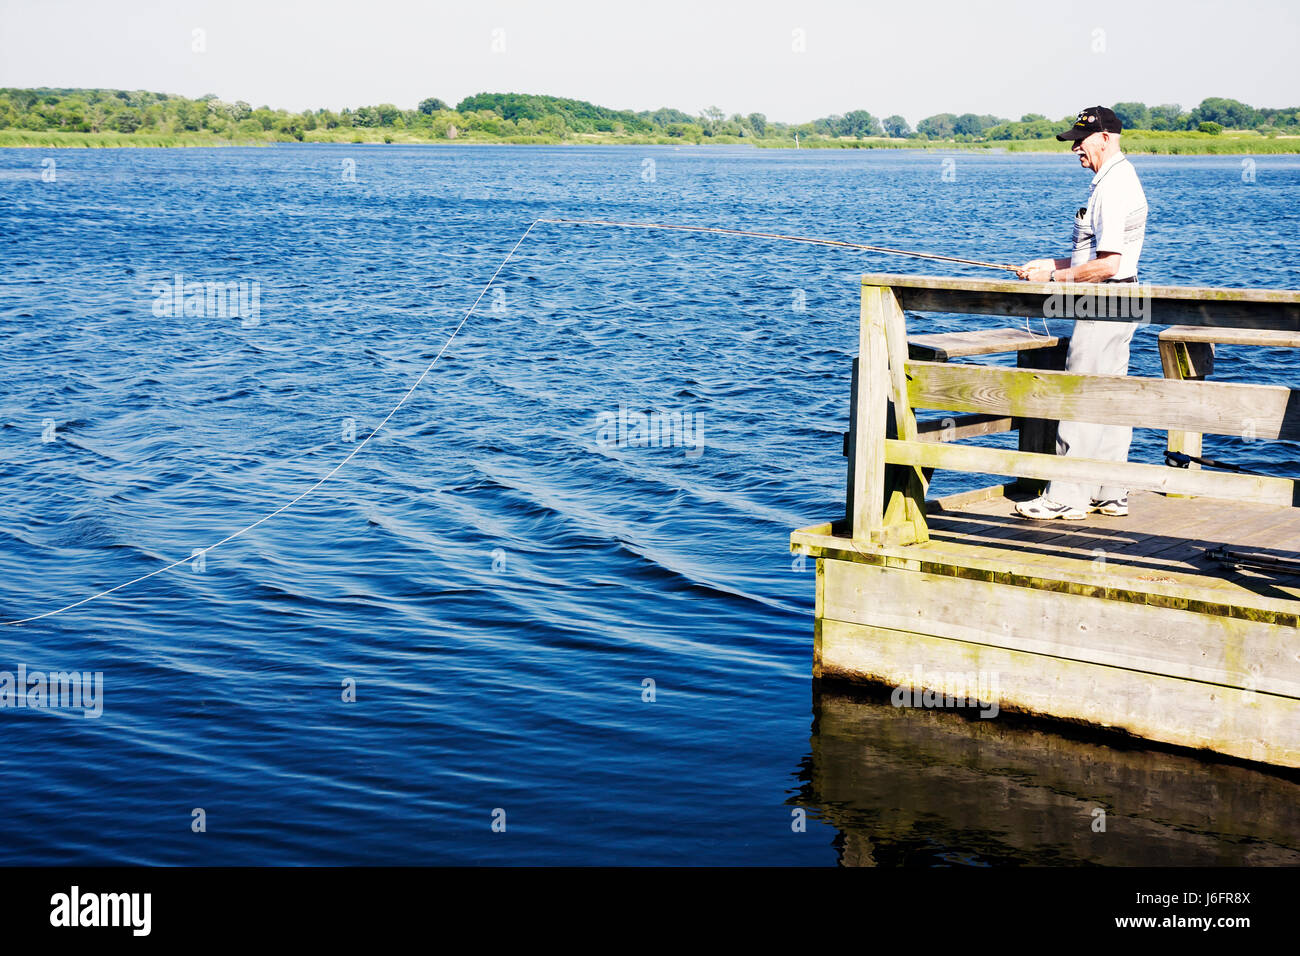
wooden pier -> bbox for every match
[791,274,1300,768]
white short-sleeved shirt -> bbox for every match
[1071,151,1147,280]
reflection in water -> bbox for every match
[795,683,1300,866]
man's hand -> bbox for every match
[1016,258,1055,282]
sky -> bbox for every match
[1,0,1297,124]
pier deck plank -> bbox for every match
[927,489,1300,602]
[793,489,1300,625]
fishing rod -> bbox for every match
[538,217,1021,273]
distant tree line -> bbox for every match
[3,88,1296,143]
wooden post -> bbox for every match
[844,357,858,531]
[850,287,889,541]
[1159,335,1214,497]
[877,286,930,545]
[1014,337,1069,495]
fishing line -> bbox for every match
[538,218,1021,272]
[4,216,1012,626]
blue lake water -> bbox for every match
[1,144,1298,865]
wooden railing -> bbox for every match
[1158,325,1300,486]
[848,274,1300,546]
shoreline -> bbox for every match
[3,130,1298,155]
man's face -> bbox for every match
[1071,131,1107,170]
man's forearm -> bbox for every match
[1052,254,1120,282]
[1016,252,1121,283]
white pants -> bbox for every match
[1046,319,1139,510]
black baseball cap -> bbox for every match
[1056,106,1123,141]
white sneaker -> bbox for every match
[1014,496,1086,520]
[1089,496,1128,517]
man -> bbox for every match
[1014,105,1148,520]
